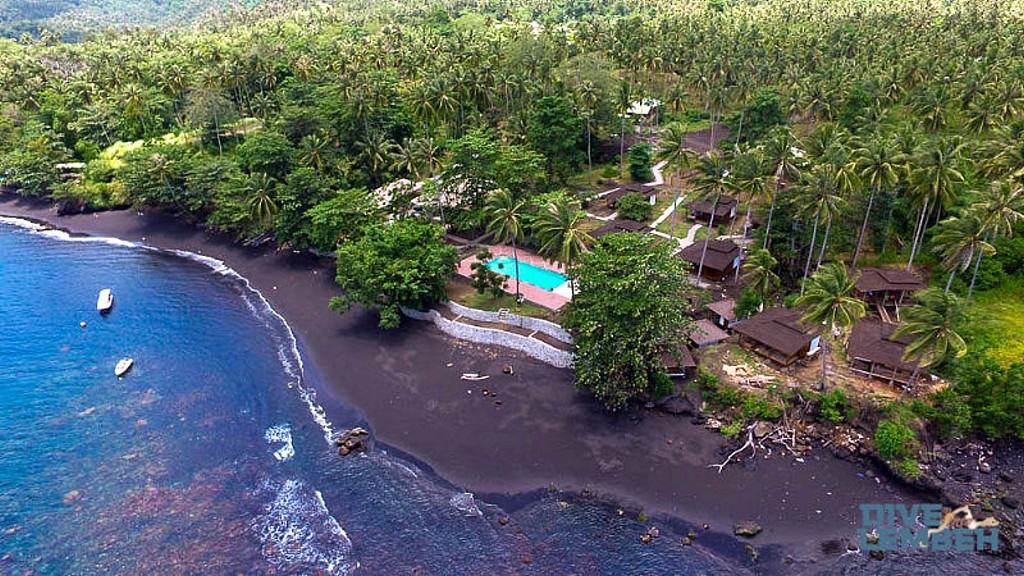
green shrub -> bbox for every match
[616,191,653,221]
[741,394,783,421]
[895,458,921,478]
[818,389,850,424]
[628,143,653,182]
[651,371,676,398]
[733,289,762,320]
[600,164,619,179]
[721,420,743,438]
[782,292,800,308]
[874,419,918,461]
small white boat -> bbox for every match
[96,289,113,313]
[114,358,134,377]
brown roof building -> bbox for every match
[677,239,741,281]
[605,183,659,208]
[663,345,698,379]
[687,195,738,223]
[706,298,736,328]
[591,219,651,239]
[732,307,821,366]
[687,318,730,348]
[854,267,926,305]
[847,318,927,386]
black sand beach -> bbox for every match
[1,195,921,563]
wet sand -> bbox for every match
[0,196,919,560]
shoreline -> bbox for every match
[1,195,919,565]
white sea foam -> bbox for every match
[0,216,336,444]
[450,492,483,517]
[265,424,296,462]
[252,478,358,574]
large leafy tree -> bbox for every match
[527,95,583,181]
[331,220,458,329]
[565,233,694,410]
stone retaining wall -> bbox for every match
[402,306,573,369]
[444,301,573,344]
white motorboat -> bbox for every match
[96,288,113,313]
[114,358,134,377]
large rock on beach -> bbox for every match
[335,427,371,457]
[733,520,762,538]
[659,395,696,416]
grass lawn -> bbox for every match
[448,280,559,322]
[965,278,1024,367]
[567,161,621,191]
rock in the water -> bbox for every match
[502,364,514,375]
[733,520,762,538]
[1002,496,1020,509]
[335,427,371,457]
[753,421,773,439]
[869,550,885,560]
[745,543,759,562]
[62,490,82,504]
[498,516,510,526]
[979,461,993,474]
[953,469,973,482]
[999,471,1015,483]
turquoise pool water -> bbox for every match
[486,256,567,291]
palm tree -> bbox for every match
[797,164,844,292]
[761,126,803,248]
[485,189,526,302]
[852,136,902,268]
[907,138,965,270]
[965,180,1024,297]
[299,132,330,172]
[657,122,699,236]
[731,146,771,243]
[535,197,592,295]
[742,248,780,305]
[247,173,278,231]
[932,212,994,293]
[795,263,867,390]
[690,153,734,281]
[356,130,394,187]
[892,289,968,383]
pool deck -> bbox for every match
[456,245,571,310]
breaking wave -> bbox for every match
[252,478,358,574]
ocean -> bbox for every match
[0,219,756,575]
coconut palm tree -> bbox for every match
[852,136,902,268]
[964,181,1024,298]
[485,189,526,302]
[535,197,592,294]
[742,248,780,305]
[795,263,867,390]
[690,153,735,281]
[657,122,699,236]
[892,289,968,383]
[932,212,994,293]
[247,173,278,231]
[761,126,803,248]
[907,138,965,270]
[797,164,844,292]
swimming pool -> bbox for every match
[486,256,568,291]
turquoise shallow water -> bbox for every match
[487,256,567,291]
[0,219,755,575]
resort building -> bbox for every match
[677,239,741,282]
[706,298,737,329]
[732,307,821,366]
[663,345,698,379]
[687,195,738,224]
[854,267,926,308]
[605,183,660,209]
[847,318,928,386]
[591,219,651,239]
[687,318,730,348]
[625,98,661,125]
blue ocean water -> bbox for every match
[0,219,751,575]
